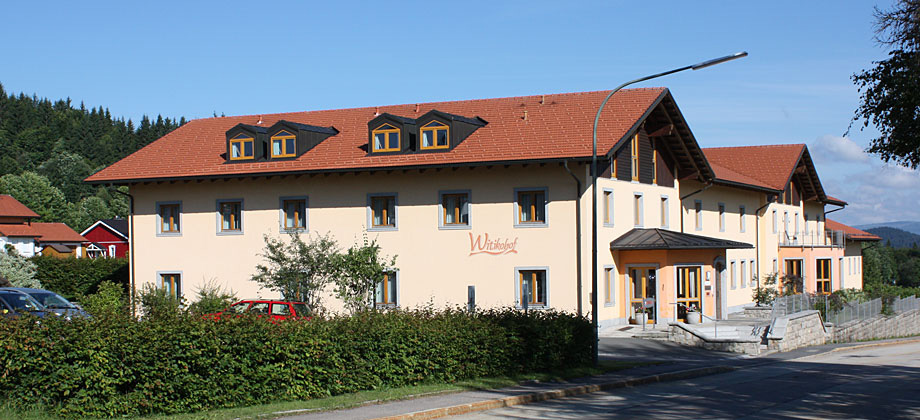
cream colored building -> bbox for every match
[88,89,877,324]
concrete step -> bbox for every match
[633,330,670,340]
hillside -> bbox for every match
[865,227,920,248]
[0,82,184,230]
[856,221,920,236]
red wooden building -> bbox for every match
[80,219,129,258]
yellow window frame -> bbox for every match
[631,134,639,181]
[816,259,831,294]
[442,193,468,225]
[372,123,400,152]
[377,272,396,305]
[271,130,296,158]
[519,270,545,305]
[229,134,254,160]
[371,196,395,227]
[517,190,545,224]
[160,204,180,233]
[220,201,242,232]
[282,199,306,229]
[159,273,181,298]
[420,120,449,150]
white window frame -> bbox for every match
[739,205,746,233]
[718,202,726,232]
[604,265,616,307]
[730,260,737,290]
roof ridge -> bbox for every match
[702,143,805,151]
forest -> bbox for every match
[0,82,183,231]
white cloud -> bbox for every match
[810,135,868,163]
[826,164,920,226]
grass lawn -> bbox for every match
[2,360,653,420]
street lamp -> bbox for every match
[590,52,747,365]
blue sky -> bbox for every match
[2,0,916,226]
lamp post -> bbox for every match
[590,52,747,365]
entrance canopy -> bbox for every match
[611,228,752,251]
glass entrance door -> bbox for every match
[676,266,702,322]
[629,267,657,323]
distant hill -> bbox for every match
[856,221,920,236]
[865,227,920,248]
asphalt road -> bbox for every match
[453,340,920,419]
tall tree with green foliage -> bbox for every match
[251,232,341,310]
[334,234,398,314]
[0,171,71,223]
[850,1,920,168]
[0,82,184,230]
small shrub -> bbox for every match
[186,279,237,315]
[79,281,128,319]
[138,284,185,321]
[752,272,780,306]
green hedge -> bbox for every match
[30,255,128,300]
[0,308,592,418]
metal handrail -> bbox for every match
[673,302,717,339]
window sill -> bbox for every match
[217,230,244,236]
[281,228,308,234]
[156,232,182,237]
[368,226,398,232]
[514,304,549,310]
[439,224,471,231]
[604,302,616,308]
[514,222,548,229]
[603,222,615,228]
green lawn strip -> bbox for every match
[1,361,654,420]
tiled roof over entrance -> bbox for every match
[610,228,753,250]
[87,88,690,183]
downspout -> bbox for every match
[679,182,713,233]
[563,161,584,317]
[112,187,136,317]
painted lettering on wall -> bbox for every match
[469,233,519,256]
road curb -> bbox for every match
[372,365,736,420]
[825,337,920,354]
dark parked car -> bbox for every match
[1,288,91,320]
[0,289,49,319]
[208,300,311,321]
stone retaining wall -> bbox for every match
[829,308,920,343]
[741,306,773,319]
[767,310,826,352]
[668,323,761,355]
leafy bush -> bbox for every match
[752,272,780,306]
[30,255,128,300]
[79,281,128,319]
[0,308,591,418]
[186,279,237,315]
[138,284,184,321]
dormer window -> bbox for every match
[271,130,296,158]
[230,133,254,160]
[372,123,400,152]
[420,121,449,150]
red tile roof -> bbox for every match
[824,195,847,206]
[0,224,40,238]
[0,195,40,218]
[826,219,881,241]
[30,223,87,243]
[0,223,86,243]
[87,89,669,183]
[702,144,805,191]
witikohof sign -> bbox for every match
[469,233,519,256]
